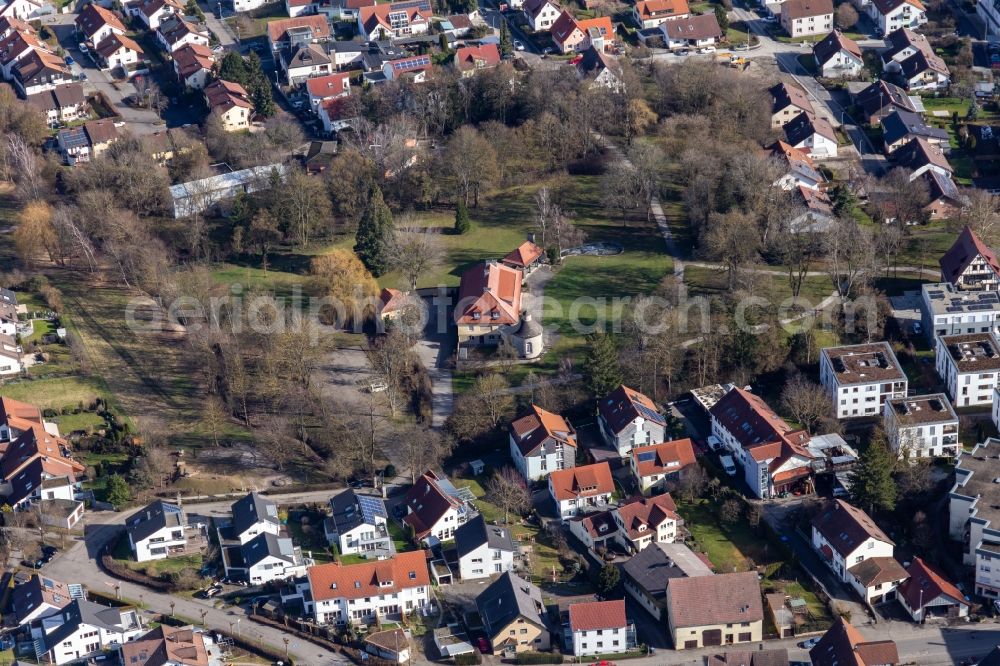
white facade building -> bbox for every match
[820,342,908,419]
[936,332,1000,407]
[811,500,895,584]
[884,394,959,459]
[568,600,633,657]
[508,404,577,482]
[454,514,516,580]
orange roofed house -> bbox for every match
[548,462,614,519]
[120,625,218,666]
[612,493,681,553]
[940,225,1000,291]
[455,261,542,357]
[509,404,577,481]
[810,617,899,666]
[357,1,432,41]
[632,0,689,29]
[296,550,432,626]
[630,438,696,495]
[550,11,614,54]
[709,386,814,499]
[501,236,545,275]
[568,599,635,657]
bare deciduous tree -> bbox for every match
[390,226,443,291]
[780,375,832,434]
[486,466,531,524]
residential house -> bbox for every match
[501,238,545,274]
[568,599,633,657]
[708,387,814,499]
[940,226,1000,291]
[522,0,561,31]
[281,43,332,84]
[303,550,431,625]
[31,598,143,665]
[0,29,47,80]
[454,43,500,77]
[363,629,410,664]
[10,574,77,626]
[93,32,144,71]
[0,16,34,40]
[621,542,712,620]
[666,572,763,650]
[453,514,516,580]
[11,49,70,97]
[893,136,952,180]
[630,439,697,495]
[612,494,681,553]
[845,556,909,604]
[660,12,722,49]
[0,396,56,442]
[285,0,315,17]
[550,12,613,54]
[780,0,833,37]
[0,339,20,376]
[632,0,689,28]
[0,0,44,21]
[401,469,471,544]
[567,510,618,550]
[454,261,523,348]
[324,489,393,559]
[597,385,666,457]
[217,492,281,545]
[169,164,286,218]
[819,342,908,418]
[56,118,120,164]
[120,625,221,666]
[810,618,900,666]
[789,185,835,232]
[884,394,959,458]
[204,79,253,132]
[75,3,125,47]
[0,425,84,510]
[508,404,577,482]
[306,71,350,113]
[575,45,624,91]
[155,15,209,53]
[126,499,199,562]
[920,282,1000,342]
[267,15,331,53]
[375,55,433,83]
[881,28,949,90]
[476,572,549,654]
[853,79,919,124]
[769,140,825,191]
[172,43,214,90]
[783,112,838,159]
[442,13,474,38]
[357,2,431,41]
[813,30,863,77]
[812,499,895,586]
[376,287,410,319]
[935,332,1000,407]
[548,462,614,519]
[898,557,969,621]
[922,170,967,221]
[869,0,925,36]
[132,0,184,30]
[222,532,308,585]
[949,439,1000,597]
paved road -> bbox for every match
[197,0,237,47]
[43,490,349,666]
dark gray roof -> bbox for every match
[10,575,71,623]
[285,43,331,69]
[0,288,15,306]
[476,571,545,637]
[241,531,295,567]
[620,542,712,602]
[39,598,132,652]
[231,492,279,538]
[454,514,514,559]
[126,500,183,544]
[882,108,948,146]
[328,489,386,536]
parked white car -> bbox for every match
[720,455,737,476]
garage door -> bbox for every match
[684,640,698,649]
[703,629,722,646]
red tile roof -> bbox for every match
[898,557,967,614]
[568,599,627,632]
[598,385,664,436]
[666,572,763,628]
[308,550,429,602]
[358,2,431,36]
[402,469,461,540]
[709,387,808,452]
[810,617,899,666]
[75,4,126,40]
[812,500,893,558]
[635,0,690,19]
[631,439,696,478]
[616,494,679,539]
[0,424,83,482]
[940,226,1000,286]
[455,43,501,72]
[173,43,214,78]
[548,462,614,501]
[509,404,576,458]
[502,240,544,268]
[455,262,522,326]
[379,288,406,314]
[267,15,330,44]
[306,72,350,100]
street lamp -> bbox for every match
[170,601,175,618]
[200,609,208,627]
[283,637,290,659]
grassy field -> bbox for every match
[677,499,780,572]
[683,266,835,305]
[0,375,109,411]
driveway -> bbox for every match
[412,294,454,430]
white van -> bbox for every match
[707,435,722,452]
[720,455,737,476]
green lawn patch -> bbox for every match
[128,553,203,576]
[0,375,109,411]
[677,499,781,573]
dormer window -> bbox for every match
[491,311,499,319]
[472,312,481,320]
[354,581,361,588]
[408,571,416,579]
[330,583,338,589]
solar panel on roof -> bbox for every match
[59,128,88,149]
[637,451,657,463]
[391,0,430,10]
[634,403,664,424]
[357,494,386,523]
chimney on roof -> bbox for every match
[527,232,535,243]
